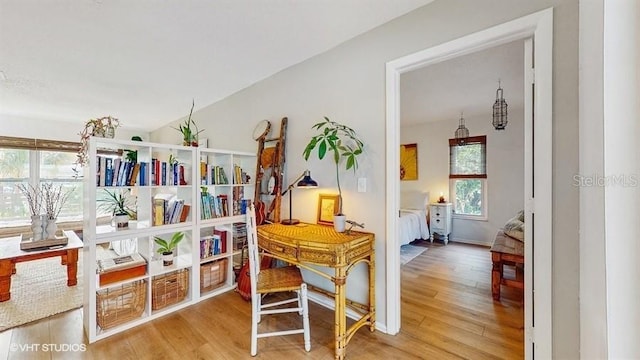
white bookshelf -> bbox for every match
[82,137,255,342]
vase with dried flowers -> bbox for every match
[76,116,121,167]
[40,182,74,238]
[17,183,44,240]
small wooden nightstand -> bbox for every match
[429,203,452,244]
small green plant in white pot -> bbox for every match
[154,232,185,266]
[303,117,364,232]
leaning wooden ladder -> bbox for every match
[253,117,288,224]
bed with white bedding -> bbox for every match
[399,191,430,246]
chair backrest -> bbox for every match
[245,204,260,299]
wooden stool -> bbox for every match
[490,230,524,300]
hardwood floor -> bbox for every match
[0,241,523,359]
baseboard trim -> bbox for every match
[450,236,492,247]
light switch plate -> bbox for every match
[357,177,366,192]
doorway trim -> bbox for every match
[385,8,553,359]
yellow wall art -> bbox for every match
[400,143,418,181]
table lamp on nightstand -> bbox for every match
[438,192,446,203]
[281,170,318,225]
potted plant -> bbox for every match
[303,116,364,232]
[97,189,135,229]
[76,116,121,167]
[154,232,185,266]
[173,100,203,146]
[124,136,143,163]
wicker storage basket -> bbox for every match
[200,258,227,292]
[96,280,146,330]
[152,268,190,310]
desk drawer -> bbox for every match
[264,240,297,261]
[298,247,336,265]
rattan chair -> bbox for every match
[245,204,311,356]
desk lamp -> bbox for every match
[281,170,318,225]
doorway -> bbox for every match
[385,9,553,359]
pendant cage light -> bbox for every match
[493,80,508,130]
[454,112,469,145]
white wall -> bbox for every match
[579,0,607,357]
[602,0,639,357]
[401,110,524,245]
[152,0,580,356]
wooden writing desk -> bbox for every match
[0,230,82,302]
[257,222,375,360]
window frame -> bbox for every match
[448,135,488,220]
[449,178,488,221]
[0,136,84,235]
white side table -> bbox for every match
[429,203,452,244]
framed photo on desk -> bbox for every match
[317,194,339,225]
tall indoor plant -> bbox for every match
[303,117,364,232]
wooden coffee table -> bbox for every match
[0,230,83,302]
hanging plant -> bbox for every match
[76,116,120,167]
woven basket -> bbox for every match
[96,280,146,330]
[152,268,190,310]
[200,258,227,292]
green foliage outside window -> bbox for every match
[453,179,482,215]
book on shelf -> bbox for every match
[98,156,106,187]
[153,198,165,226]
[200,233,225,259]
[152,158,159,186]
[233,164,249,184]
[97,252,147,273]
[97,252,147,286]
[161,162,167,186]
[200,162,207,185]
[153,193,190,225]
[179,204,191,222]
[104,158,114,186]
[113,158,121,185]
[213,229,227,254]
[129,163,141,186]
[139,162,147,186]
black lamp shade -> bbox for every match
[297,171,318,188]
[281,170,318,225]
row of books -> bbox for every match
[96,156,149,187]
[231,186,249,216]
[201,194,228,219]
[232,164,250,184]
[200,230,227,259]
[151,159,187,186]
[153,193,190,225]
[95,156,189,188]
[200,163,229,185]
[232,222,247,252]
[199,163,250,185]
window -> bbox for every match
[0,149,30,225]
[449,136,487,219]
[0,137,83,228]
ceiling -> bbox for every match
[0,0,433,132]
[401,39,524,126]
